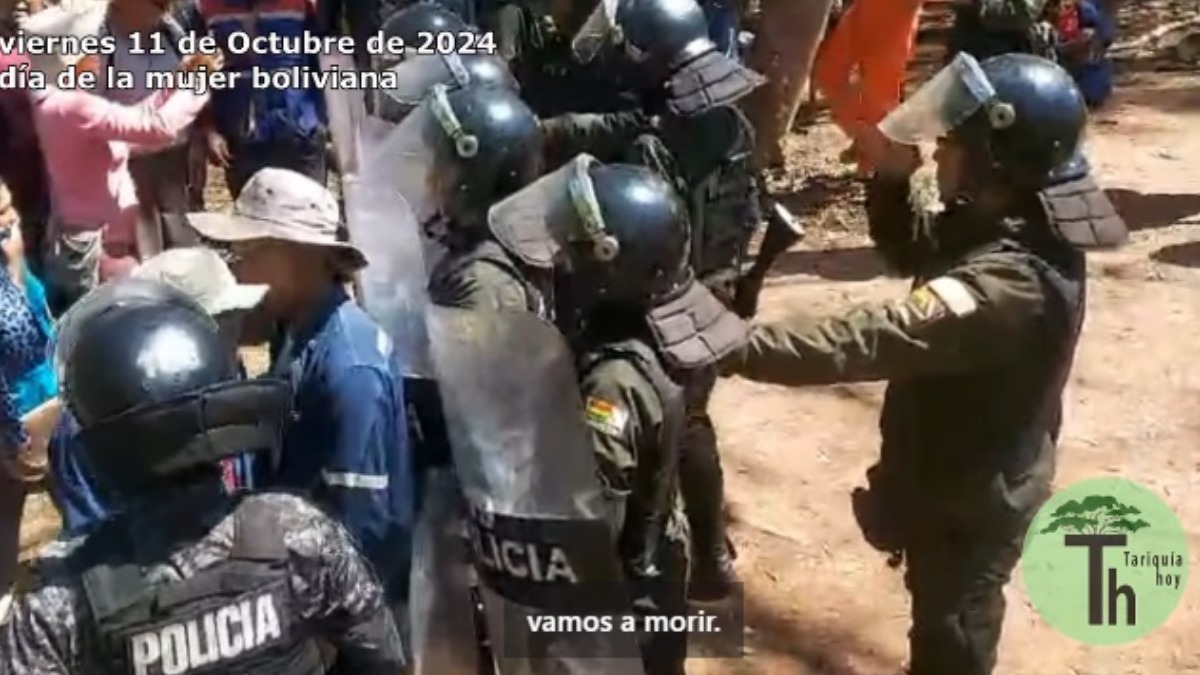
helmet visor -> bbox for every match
[372,50,404,73]
[363,86,466,223]
[381,53,472,107]
[488,153,610,269]
[571,0,621,63]
[878,53,1000,146]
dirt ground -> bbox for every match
[14,6,1200,674]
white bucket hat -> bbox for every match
[131,247,269,317]
[187,168,367,271]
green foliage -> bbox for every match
[1040,494,1149,535]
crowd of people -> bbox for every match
[0,0,1132,674]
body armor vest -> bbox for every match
[578,337,685,579]
[640,106,761,292]
[75,498,324,675]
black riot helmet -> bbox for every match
[952,53,1089,186]
[56,278,291,498]
[375,52,519,123]
[376,2,471,70]
[882,52,1088,188]
[391,83,543,231]
[572,0,764,115]
[489,156,690,310]
[616,0,712,73]
[583,162,691,306]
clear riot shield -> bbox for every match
[408,468,490,675]
[572,0,621,63]
[427,306,647,675]
[342,178,480,675]
[363,90,461,271]
[382,53,473,109]
[322,53,396,179]
[341,179,431,377]
[319,53,366,177]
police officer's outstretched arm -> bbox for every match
[290,501,408,671]
[721,134,1047,386]
[723,252,1049,386]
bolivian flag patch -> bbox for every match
[585,396,630,438]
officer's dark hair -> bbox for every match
[58,278,292,499]
[950,53,1088,191]
[431,84,544,228]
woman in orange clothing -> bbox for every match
[814,0,927,174]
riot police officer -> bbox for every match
[0,278,406,674]
[554,0,770,597]
[488,156,749,674]
[719,53,1127,675]
[387,82,548,315]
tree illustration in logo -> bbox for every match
[1040,494,1151,536]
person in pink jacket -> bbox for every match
[23,4,220,310]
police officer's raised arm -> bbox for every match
[721,251,1050,386]
[579,359,661,538]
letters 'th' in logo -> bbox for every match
[1041,494,1149,626]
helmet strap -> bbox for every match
[566,156,620,262]
[429,84,480,158]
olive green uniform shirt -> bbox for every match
[724,250,1050,386]
[580,355,689,558]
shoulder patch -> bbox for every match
[584,396,630,438]
[902,284,947,324]
[925,276,980,317]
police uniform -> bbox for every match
[578,336,691,675]
[488,158,749,674]
[719,53,1127,675]
[1,491,404,675]
[627,106,761,594]
[391,85,546,320]
[541,111,653,169]
[555,0,767,593]
[428,237,547,315]
[504,92,762,597]
[723,176,1084,673]
[1,277,408,675]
